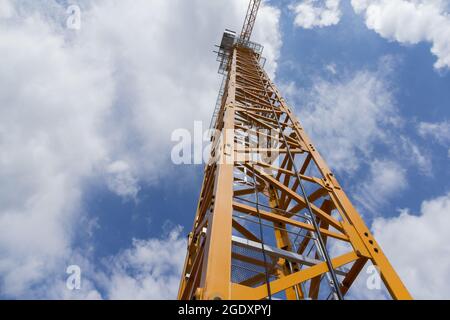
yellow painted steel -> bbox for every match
[178,2,412,300]
[178,44,411,300]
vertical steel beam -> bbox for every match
[197,48,238,300]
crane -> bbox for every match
[240,0,262,42]
[178,0,412,300]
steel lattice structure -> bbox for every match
[240,0,261,42]
[178,3,412,301]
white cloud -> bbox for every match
[293,61,399,174]
[289,1,450,69]
[291,0,342,29]
[98,226,186,300]
[418,120,450,160]
[0,3,111,296]
[253,4,282,78]
[354,160,407,215]
[8,226,186,300]
[418,120,450,145]
[283,58,430,213]
[0,0,13,18]
[351,0,450,70]
[372,192,450,299]
[76,0,281,181]
[284,57,431,179]
[0,0,281,298]
[325,63,338,75]
[105,161,140,201]
[398,136,433,176]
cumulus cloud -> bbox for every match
[0,0,13,18]
[98,226,186,300]
[289,1,450,69]
[354,160,408,215]
[105,161,140,201]
[0,0,281,298]
[291,0,342,29]
[0,3,111,296]
[351,0,450,70]
[283,58,430,213]
[372,192,450,299]
[292,60,399,174]
[252,4,282,78]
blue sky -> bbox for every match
[0,0,449,300]
[277,1,450,211]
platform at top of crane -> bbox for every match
[215,30,266,75]
[209,30,267,130]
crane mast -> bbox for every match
[177,0,412,300]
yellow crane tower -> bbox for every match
[178,0,412,300]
